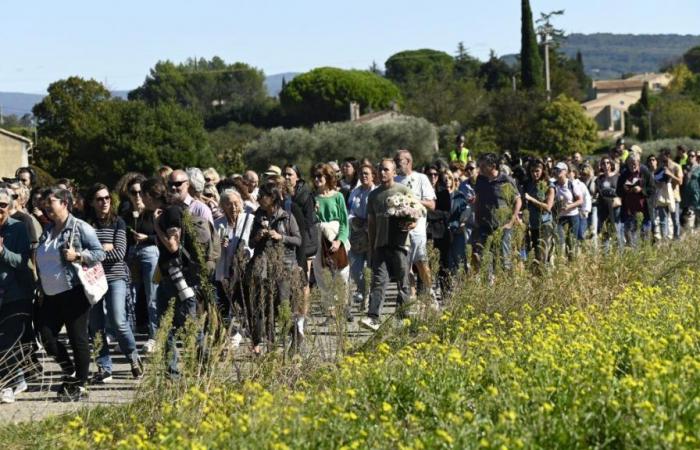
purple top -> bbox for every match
[184,194,214,225]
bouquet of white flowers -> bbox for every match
[385,193,426,222]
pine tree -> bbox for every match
[638,82,652,141]
[281,76,287,91]
[520,0,544,89]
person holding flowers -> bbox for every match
[360,158,421,332]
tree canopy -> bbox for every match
[279,67,401,126]
[384,49,455,84]
[129,57,270,129]
[33,77,215,186]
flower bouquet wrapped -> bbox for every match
[385,193,426,222]
[385,194,426,247]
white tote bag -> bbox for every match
[69,220,108,305]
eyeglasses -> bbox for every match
[168,180,187,188]
[203,192,216,199]
[129,189,142,196]
[95,195,111,203]
[0,202,9,209]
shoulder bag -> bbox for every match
[69,220,108,305]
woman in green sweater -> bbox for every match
[311,163,352,323]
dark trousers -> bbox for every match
[368,246,410,319]
[0,299,33,385]
[39,286,91,384]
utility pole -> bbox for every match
[543,31,551,101]
[536,10,564,102]
[0,104,4,126]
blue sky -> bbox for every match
[1,0,698,93]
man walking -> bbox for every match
[394,150,436,300]
[359,159,414,331]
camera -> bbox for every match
[168,259,196,301]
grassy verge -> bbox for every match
[3,236,700,449]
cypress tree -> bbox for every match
[638,83,652,141]
[520,0,544,89]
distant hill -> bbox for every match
[0,92,43,117]
[503,33,700,80]
[264,72,299,97]
[561,33,700,79]
[1,73,298,117]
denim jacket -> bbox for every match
[36,214,106,293]
[0,217,34,305]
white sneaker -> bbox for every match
[14,380,28,395]
[142,339,157,354]
[229,332,243,349]
[359,317,380,332]
[0,388,15,404]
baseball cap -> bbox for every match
[263,165,282,177]
[554,162,568,172]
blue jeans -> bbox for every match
[656,206,670,239]
[557,215,580,260]
[348,249,368,299]
[156,277,202,375]
[129,245,160,339]
[90,279,138,372]
[448,229,467,272]
[672,206,681,239]
[623,217,652,247]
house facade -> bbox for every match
[0,128,32,178]
[584,72,672,138]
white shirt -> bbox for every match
[36,235,72,296]
[555,180,586,217]
[214,213,254,282]
[395,172,436,237]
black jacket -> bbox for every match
[292,180,318,259]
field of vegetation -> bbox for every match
[2,235,700,449]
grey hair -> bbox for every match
[0,188,14,201]
[627,152,641,164]
[219,188,242,208]
[185,167,206,193]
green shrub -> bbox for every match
[244,116,437,174]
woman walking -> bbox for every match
[36,187,105,401]
[311,163,351,323]
[85,184,143,383]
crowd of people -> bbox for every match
[1,138,699,403]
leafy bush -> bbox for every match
[244,116,437,174]
[651,96,700,139]
[533,95,599,158]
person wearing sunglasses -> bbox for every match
[168,169,213,226]
[0,187,34,404]
[84,183,143,384]
[36,186,105,401]
[120,174,160,354]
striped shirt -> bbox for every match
[94,216,128,282]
